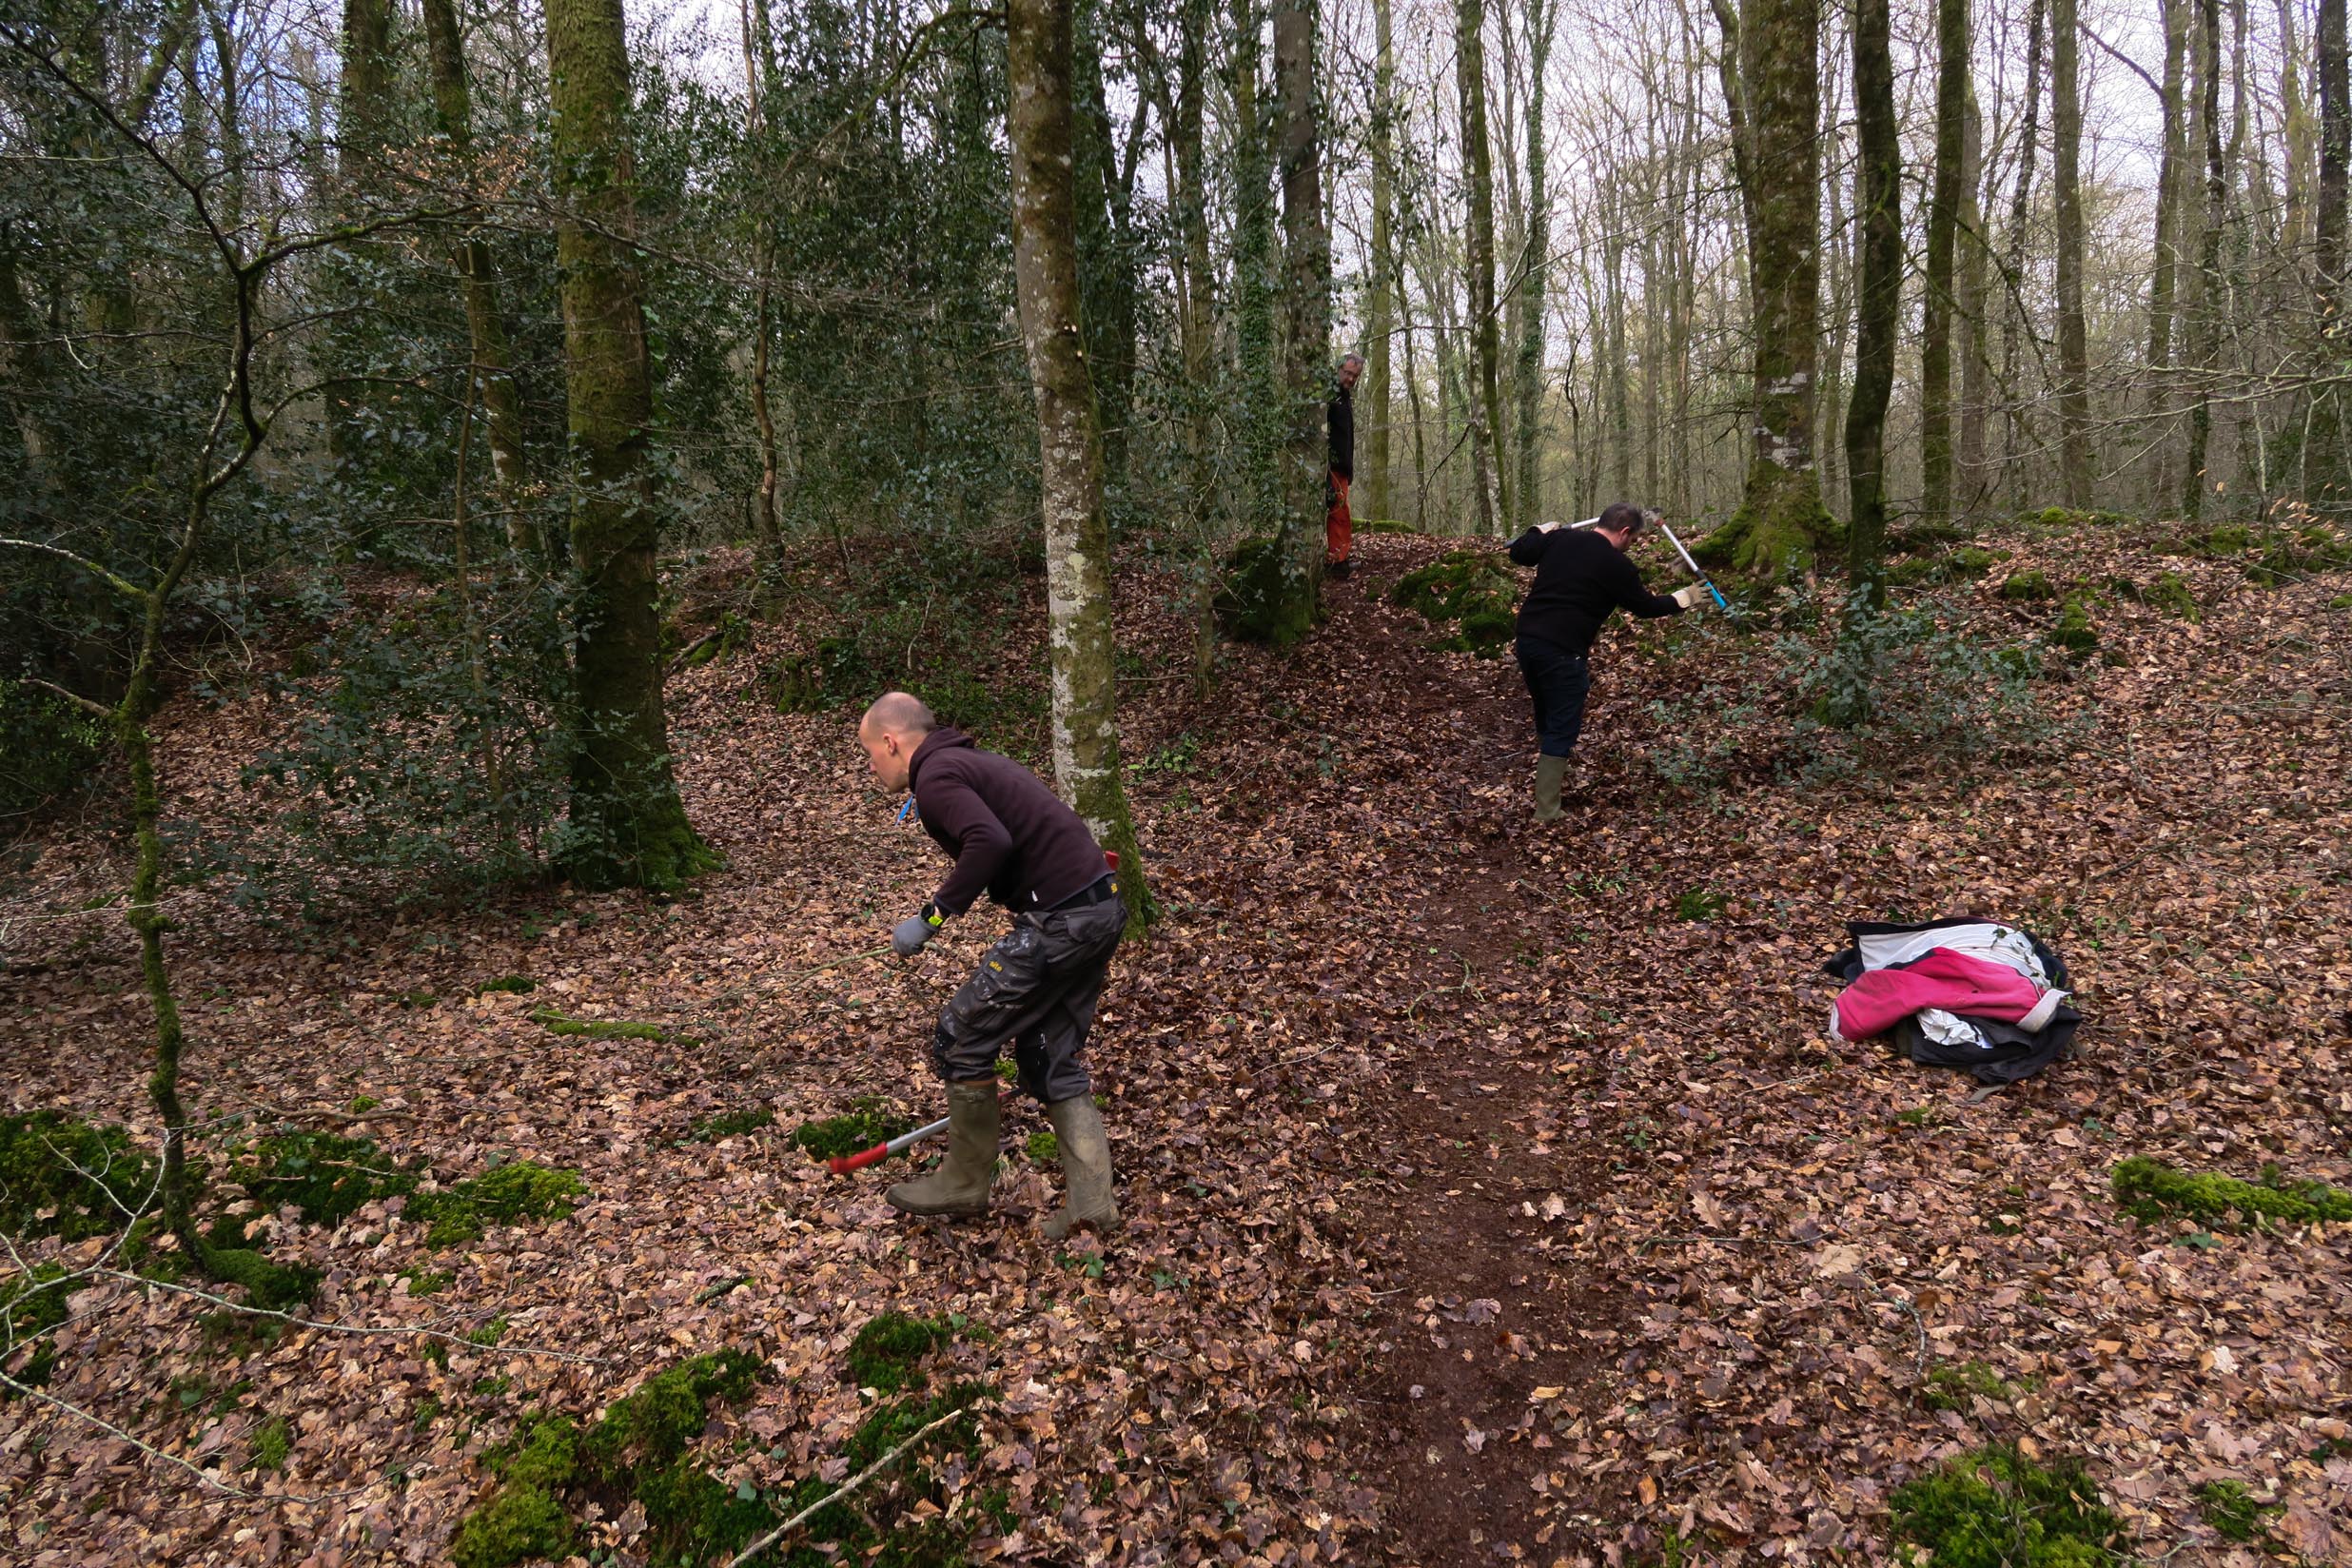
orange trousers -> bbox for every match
[1325,472,1352,565]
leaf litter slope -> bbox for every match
[0,526,2347,1565]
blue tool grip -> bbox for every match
[1705,581,1730,610]
[894,795,914,824]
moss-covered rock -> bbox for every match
[2050,596,2098,654]
[764,634,869,715]
[1389,549,1518,656]
[2111,1155,2352,1229]
[1887,1443,2126,1568]
[2143,570,2200,621]
[1998,569,2056,601]
[1213,535,1319,646]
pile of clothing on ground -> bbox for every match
[1823,917,2082,1085]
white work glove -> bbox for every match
[1672,583,1707,611]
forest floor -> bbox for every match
[3,519,2350,1568]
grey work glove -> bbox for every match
[1672,583,1707,611]
[892,903,945,957]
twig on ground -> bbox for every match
[1407,953,1480,1025]
[725,1404,976,1567]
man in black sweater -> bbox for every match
[857,692,1125,1238]
[1507,502,1708,820]
[1326,353,1362,578]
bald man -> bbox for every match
[856,693,1125,1238]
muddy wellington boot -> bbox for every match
[885,1081,998,1218]
[1533,755,1569,823]
[1041,1095,1121,1241]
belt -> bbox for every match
[1047,872,1120,911]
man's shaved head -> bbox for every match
[857,692,936,793]
[861,691,936,738]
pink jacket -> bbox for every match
[1830,946,2068,1043]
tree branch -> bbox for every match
[725,1404,979,1567]
[0,539,147,601]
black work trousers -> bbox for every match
[1515,632,1593,758]
[932,889,1125,1104]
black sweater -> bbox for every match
[1507,525,1681,655]
[1327,383,1354,478]
[908,728,1108,916]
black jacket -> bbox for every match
[908,728,1108,916]
[1508,525,1681,655]
[1327,382,1354,479]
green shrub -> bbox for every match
[411,1162,588,1247]
[790,1099,912,1161]
[0,1112,158,1242]
[847,1312,948,1394]
[1887,1444,2126,1568]
[1999,569,2056,601]
[2110,1155,2352,1229]
[0,685,108,821]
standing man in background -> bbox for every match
[1326,353,1363,578]
[1508,503,1708,821]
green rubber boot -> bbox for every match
[1041,1094,1120,1241]
[1534,755,1569,822]
[885,1081,998,1218]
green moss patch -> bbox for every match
[1025,1129,1060,1165]
[1390,549,1518,656]
[2110,1155,2352,1230]
[1920,1360,2035,1412]
[2050,596,2098,654]
[237,1129,419,1229]
[455,1349,991,1568]
[790,1098,912,1162]
[1887,1443,2126,1567]
[475,975,535,996]
[411,1162,588,1248]
[2,1264,70,1391]
[247,1415,292,1472]
[847,1312,949,1394]
[683,1107,774,1144]
[2193,1480,2278,1543]
[529,1008,698,1048]
[0,1112,159,1242]
[1998,569,2056,601]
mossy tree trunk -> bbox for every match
[2181,0,2225,520]
[1229,0,1280,530]
[2311,0,2347,501]
[1273,0,1329,616]
[1917,0,1967,530]
[1846,0,1901,613]
[420,0,539,556]
[2145,0,2189,510]
[1007,0,1153,932]
[1455,0,1508,534]
[2051,0,2093,511]
[1512,0,1555,531]
[545,0,714,892]
[1698,0,1834,578]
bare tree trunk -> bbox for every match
[2313,0,2348,503]
[1007,0,1150,925]
[1957,66,1992,512]
[1230,0,1280,527]
[1512,0,1555,526]
[1699,0,1833,575]
[1918,0,1968,527]
[421,0,539,555]
[1456,0,1509,533]
[1847,0,1900,608]
[545,0,713,891]
[1363,0,1396,523]
[2051,0,2092,509]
